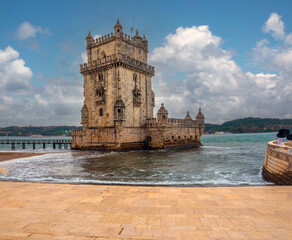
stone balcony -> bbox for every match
[80,54,155,75]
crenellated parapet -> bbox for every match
[80,54,154,75]
[86,31,148,52]
[86,19,148,52]
[146,118,198,128]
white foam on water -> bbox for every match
[0,133,275,186]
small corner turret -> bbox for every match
[114,18,123,37]
[86,31,94,48]
[157,103,168,123]
[196,107,205,126]
[133,30,142,40]
[185,111,192,120]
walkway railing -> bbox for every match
[0,139,72,150]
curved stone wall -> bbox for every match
[262,141,292,185]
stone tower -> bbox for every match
[72,19,204,150]
[81,19,155,130]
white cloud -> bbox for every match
[93,34,101,40]
[249,72,279,89]
[150,23,291,123]
[285,33,292,45]
[81,51,87,63]
[0,46,32,93]
[15,22,51,41]
[0,46,83,126]
[263,12,285,40]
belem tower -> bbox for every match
[72,19,205,150]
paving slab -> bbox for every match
[0,181,291,239]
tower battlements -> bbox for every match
[86,19,148,55]
[87,32,148,52]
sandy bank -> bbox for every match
[0,152,45,162]
[0,181,291,239]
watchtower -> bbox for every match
[81,19,155,130]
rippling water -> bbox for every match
[0,133,277,186]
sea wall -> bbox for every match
[72,127,146,151]
[72,123,203,151]
[146,125,202,149]
[262,140,292,185]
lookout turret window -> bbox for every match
[98,73,103,82]
[99,108,103,116]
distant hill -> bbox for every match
[0,126,82,136]
[1,117,292,136]
[205,117,292,134]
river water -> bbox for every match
[0,133,276,186]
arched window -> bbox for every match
[100,51,106,59]
[114,99,125,120]
[98,73,103,82]
[99,108,103,116]
[133,73,137,84]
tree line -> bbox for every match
[205,117,292,134]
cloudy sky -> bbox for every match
[0,0,291,126]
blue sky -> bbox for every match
[0,0,292,126]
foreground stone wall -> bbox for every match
[262,141,292,185]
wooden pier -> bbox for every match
[0,139,72,150]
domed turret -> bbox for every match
[86,31,94,48]
[114,18,123,37]
[195,107,204,126]
[132,29,142,41]
[184,111,192,121]
[157,103,168,123]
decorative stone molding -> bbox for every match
[80,54,154,76]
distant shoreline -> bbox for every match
[0,152,45,162]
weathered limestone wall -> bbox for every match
[120,39,147,63]
[262,141,292,185]
[72,124,203,151]
[119,68,153,127]
[84,68,116,128]
[72,127,146,150]
[145,126,202,149]
[88,35,147,64]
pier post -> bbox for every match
[22,143,25,149]
[33,143,36,150]
[12,143,15,150]
[53,143,56,149]
[43,143,46,149]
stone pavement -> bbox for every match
[0,182,291,240]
